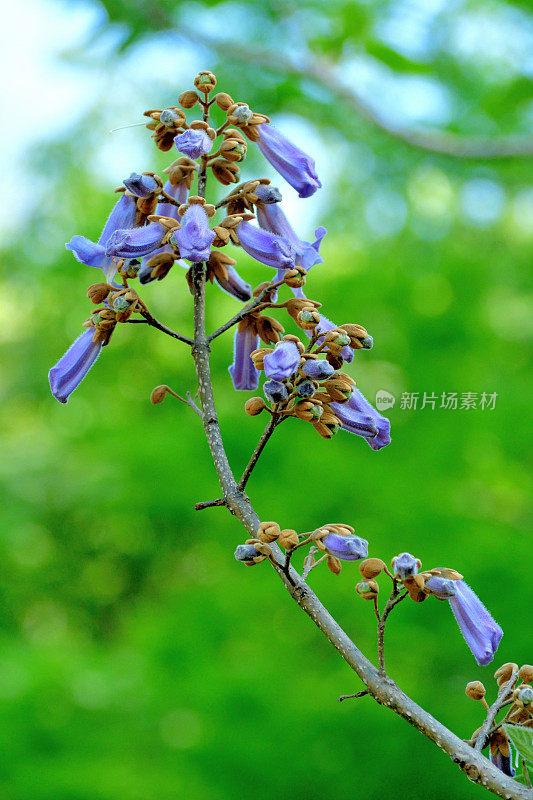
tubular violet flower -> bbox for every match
[331,387,391,450]
[263,341,300,381]
[139,180,189,284]
[236,221,295,271]
[322,533,368,561]
[256,200,326,271]
[174,129,212,159]
[229,323,261,391]
[214,264,252,302]
[256,123,321,198]
[448,580,503,666]
[171,204,215,263]
[66,192,137,281]
[49,329,102,404]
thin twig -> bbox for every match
[475,669,520,752]
[376,584,408,676]
[238,413,281,490]
[207,278,286,342]
[139,310,193,345]
[195,498,226,511]
[338,690,369,702]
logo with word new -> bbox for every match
[375,390,396,410]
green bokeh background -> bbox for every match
[1,1,531,798]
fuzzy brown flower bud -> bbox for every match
[178,90,199,108]
[257,521,281,543]
[244,397,267,417]
[297,308,320,330]
[278,529,299,549]
[356,580,379,600]
[211,158,240,185]
[215,92,234,111]
[194,70,216,93]
[519,665,533,684]
[327,555,342,575]
[87,283,112,304]
[494,663,519,686]
[465,681,486,701]
[150,385,169,404]
[359,558,386,579]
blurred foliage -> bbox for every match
[0,0,532,798]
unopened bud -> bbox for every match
[263,380,288,404]
[159,108,181,127]
[519,665,533,684]
[278,529,299,549]
[494,663,519,686]
[359,558,386,579]
[392,552,419,580]
[297,308,320,329]
[257,521,281,543]
[87,283,112,304]
[465,681,486,701]
[150,385,168,404]
[245,397,266,416]
[356,580,379,600]
[112,295,132,312]
[194,71,217,93]
[513,685,533,708]
[215,92,234,111]
[178,90,199,108]
[327,555,342,575]
[295,379,316,399]
[234,543,262,564]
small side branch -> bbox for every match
[339,690,369,702]
[139,309,193,345]
[207,279,286,342]
[195,498,225,511]
[238,413,284,490]
[376,583,408,675]
[475,668,520,752]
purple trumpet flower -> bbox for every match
[236,221,295,271]
[66,192,137,280]
[256,201,326,271]
[139,180,189,284]
[174,129,212,159]
[393,553,418,580]
[49,329,102,404]
[331,387,391,451]
[229,325,261,391]
[123,172,160,198]
[106,222,166,259]
[171,204,215,263]
[263,341,300,381]
[322,533,368,561]
[448,580,503,666]
[256,123,321,198]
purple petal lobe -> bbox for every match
[171,205,215,263]
[66,236,106,269]
[448,580,503,666]
[174,129,212,159]
[236,221,295,270]
[98,193,137,246]
[215,264,252,301]
[257,123,321,198]
[263,341,300,381]
[49,329,102,404]
[106,222,165,259]
[256,204,326,271]
[425,576,457,599]
[229,326,261,391]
